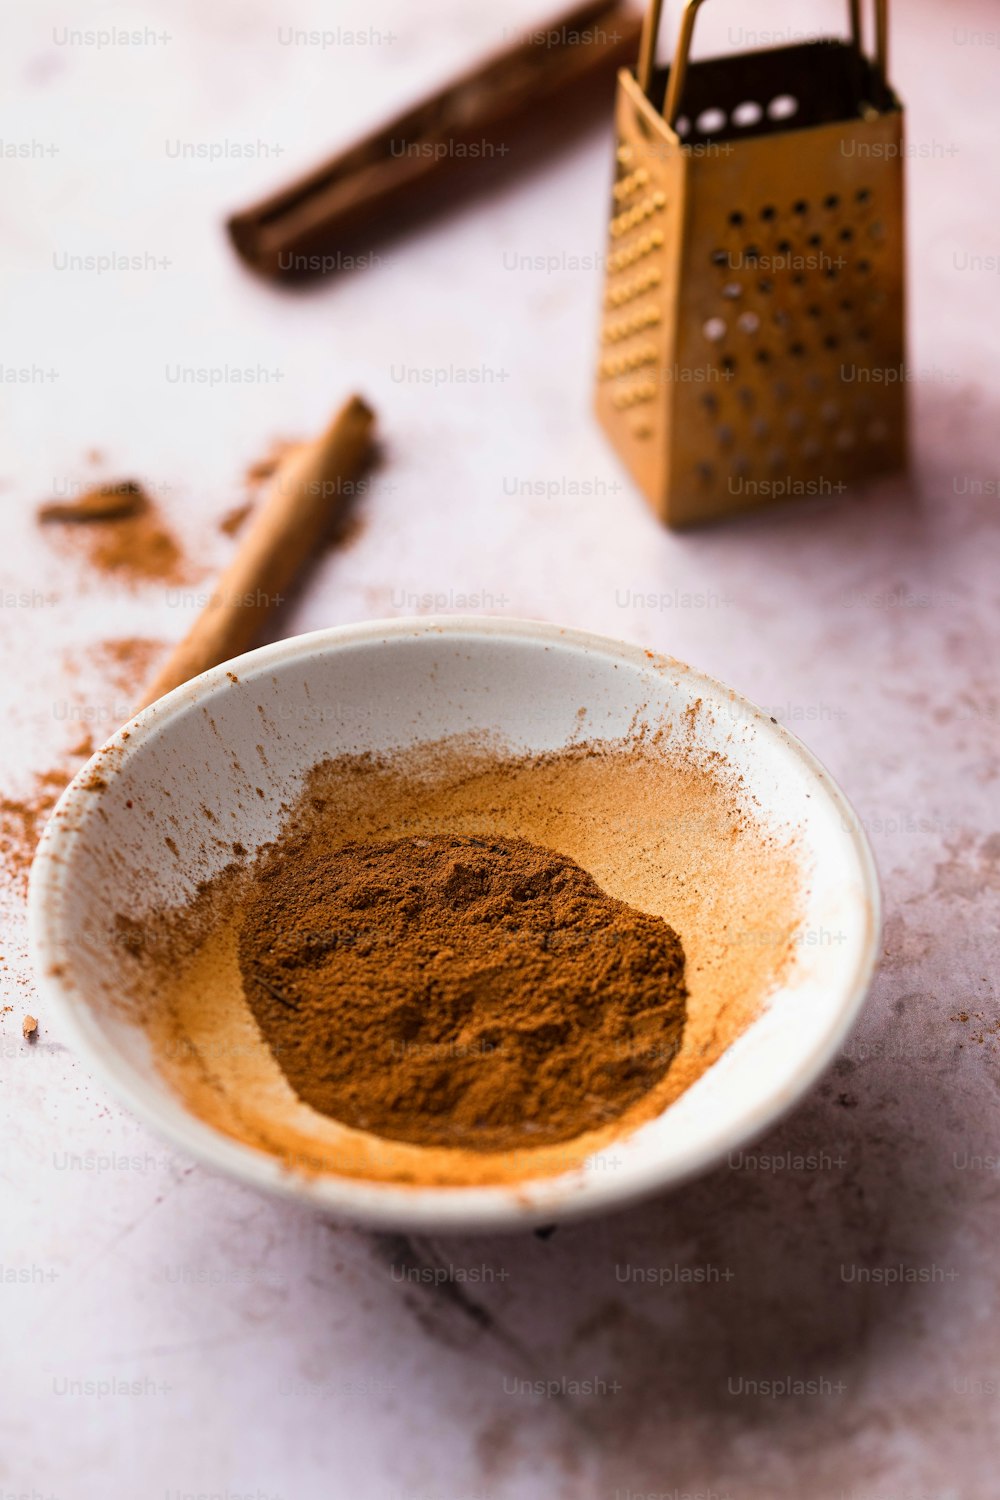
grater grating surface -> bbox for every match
[595,7,907,527]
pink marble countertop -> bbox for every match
[2,0,998,1496]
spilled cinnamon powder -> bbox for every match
[91,637,167,698]
[0,768,74,894]
[0,637,165,894]
[38,481,187,585]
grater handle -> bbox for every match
[660,0,708,123]
[641,0,889,122]
[636,0,666,95]
[848,0,889,85]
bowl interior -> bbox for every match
[29,619,879,1230]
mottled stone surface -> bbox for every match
[2,0,997,1496]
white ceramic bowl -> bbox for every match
[28,618,879,1231]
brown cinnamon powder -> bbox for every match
[91,637,168,698]
[239,833,687,1151]
[0,766,81,893]
[38,481,187,585]
[123,733,803,1189]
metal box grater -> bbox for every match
[594,0,907,527]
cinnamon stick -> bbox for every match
[227,0,642,279]
[136,395,375,711]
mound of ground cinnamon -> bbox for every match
[237,832,687,1151]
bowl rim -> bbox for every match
[28,615,881,1232]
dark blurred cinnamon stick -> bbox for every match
[227,0,642,280]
